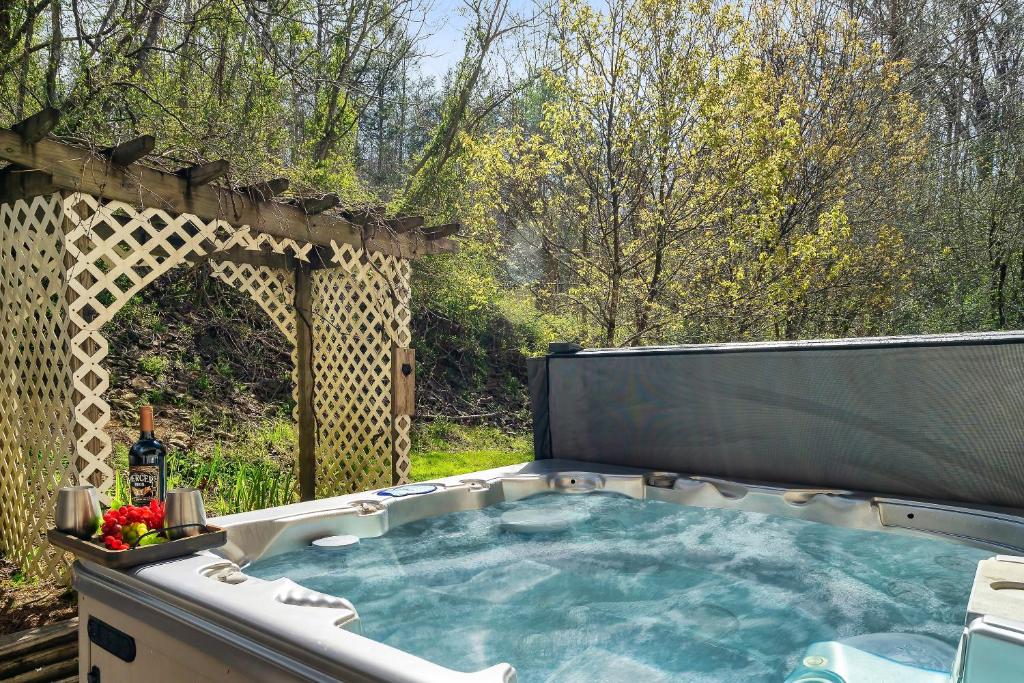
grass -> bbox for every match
[409,419,532,482]
[110,418,530,514]
[111,419,297,516]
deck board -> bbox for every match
[0,618,77,682]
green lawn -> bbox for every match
[409,420,532,482]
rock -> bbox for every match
[168,432,189,450]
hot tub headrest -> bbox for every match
[527,332,1024,509]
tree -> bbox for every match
[459,0,922,346]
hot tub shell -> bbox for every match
[74,460,1024,683]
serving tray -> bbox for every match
[47,526,226,569]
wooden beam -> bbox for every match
[342,207,427,236]
[11,107,59,144]
[177,159,229,187]
[207,246,296,270]
[295,264,317,501]
[420,237,459,254]
[0,129,455,256]
[422,222,461,240]
[103,135,155,166]
[340,205,387,225]
[389,216,424,234]
[344,214,425,240]
[293,193,339,215]
[0,168,56,203]
[239,177,289,200]
[0,639,77,679]
[0,618,77,661]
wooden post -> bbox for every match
[391,344,415,484]
[294,264,316,501]
[391,345,416,416]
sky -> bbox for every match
[416,0,541,81]
[418,0,472,81]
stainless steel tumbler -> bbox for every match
[165,488,207,539]
[55,485,101,539]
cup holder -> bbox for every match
[201,561,248,585]
[645,472,679,488]
[351,500,386,515]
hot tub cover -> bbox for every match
[528,332,1024,510]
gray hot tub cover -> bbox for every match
[527,332,1024,509]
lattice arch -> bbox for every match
[0,191,430,579]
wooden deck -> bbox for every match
[0,619,77,682]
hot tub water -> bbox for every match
[246,492,989,682]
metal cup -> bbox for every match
[165,488,207,539]
[55,485,101,539]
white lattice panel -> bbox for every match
[210,260,301,461]
[314,244,412,494]
[210,262,297,340]
[0,195,77,579]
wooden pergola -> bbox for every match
[0,108,458,578]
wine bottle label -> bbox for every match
[129,465,159,504]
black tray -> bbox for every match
[47,526,226,569]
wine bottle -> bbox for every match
[128,405,167,505]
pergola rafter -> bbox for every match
[0,115,451,580]
[0,126,458,258]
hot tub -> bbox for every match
[73,460,1024,682]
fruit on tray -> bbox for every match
[100,500,167,551]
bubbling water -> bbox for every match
[247,492,989,682]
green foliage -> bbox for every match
[8,568,29,586]
[138,355,170,377]
[451,0,923,347]
[118,297,166,334]
[413,246,568,424]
